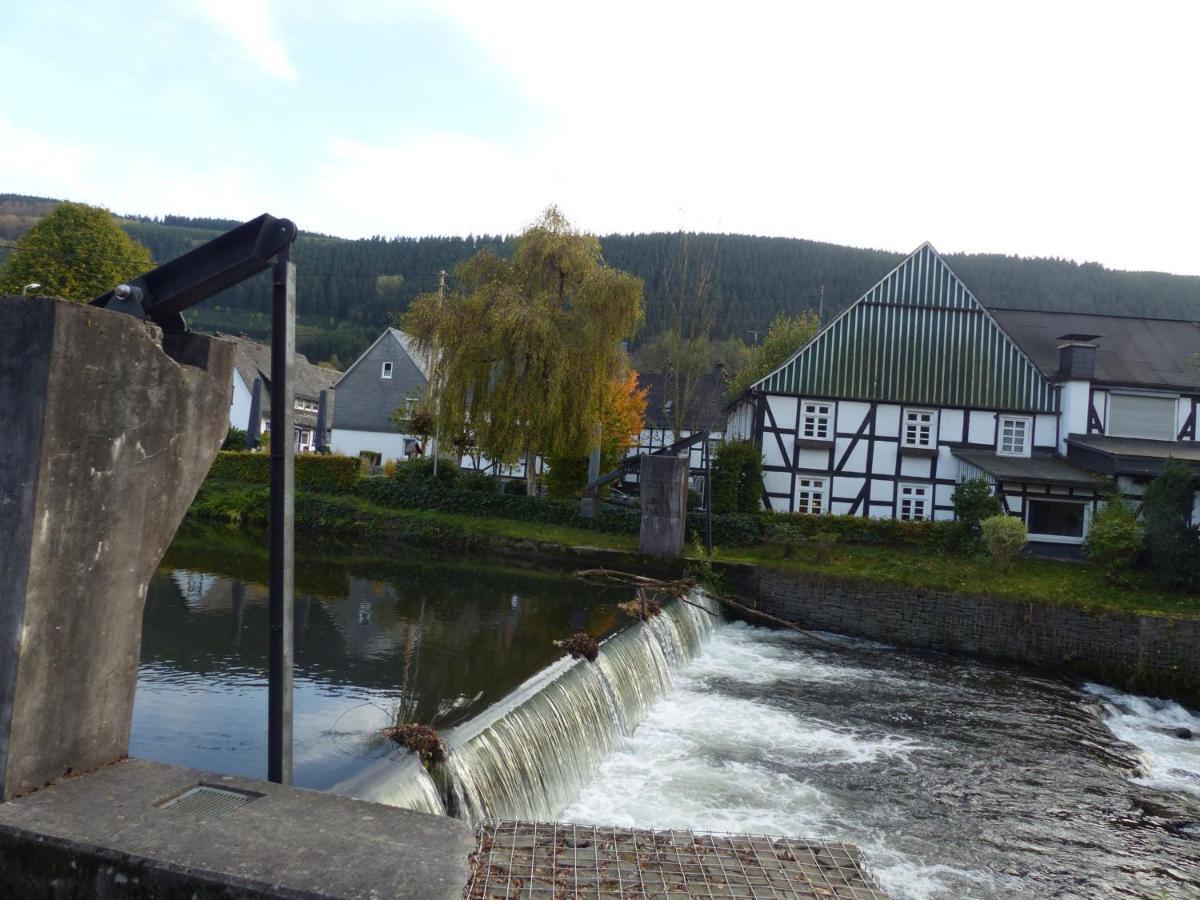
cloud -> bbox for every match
[193,0,297,82]
[0,119,89,198]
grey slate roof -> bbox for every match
[330,328,431,433]
[953,449,1101,487]
[639,370,730,431]
[1065,434,1200,478]
[989,308,1200,392]
[222,334,339,429]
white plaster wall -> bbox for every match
[229,372,257,433]
[331,429,413,461]
[769,396,798,430]
[875,405,901,438]
[1059,380,1091,450]
[968,411,995,445]
[837,401,870,432]
[938,409,964,443]
[1033,413,1058,448]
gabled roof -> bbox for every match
[753,243,1057,413]
[639,370,729,430]
[221,334,339,427]
[334,327,430,388]
[988,308,1200,392]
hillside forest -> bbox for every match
[3,193,1198,369]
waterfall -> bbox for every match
[335,593,719,823]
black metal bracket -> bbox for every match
[90,214,297,333]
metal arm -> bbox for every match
[91,213,297,333]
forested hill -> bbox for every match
[4,194,1198,365]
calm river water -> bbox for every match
[135,527,1200,899]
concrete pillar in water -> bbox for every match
[0,296,233,800]
[638,454,689,557]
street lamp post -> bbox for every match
[22,283,41,296]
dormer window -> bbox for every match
[997,416,1031,457]
[902,409,936,448]
[381,362,393,379]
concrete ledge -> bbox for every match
[0,758,473,899]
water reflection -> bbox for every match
[133,527,626,790]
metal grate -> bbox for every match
[157,784,261,819]
[465,820,890,899]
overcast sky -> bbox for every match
[3,1,1198,275]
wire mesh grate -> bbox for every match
[156,784,261,819]
[465,820,891,899]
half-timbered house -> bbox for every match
[727,243,1200,545]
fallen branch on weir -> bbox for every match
[554,632,599,662]
[380,723,446,768]
[573,567,870,654]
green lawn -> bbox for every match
[709,541,1200,617]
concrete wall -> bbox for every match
[0,296,233,799]
[727,564,1200,704]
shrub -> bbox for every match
[502,479,528,496]
[392,455,460,486]
[544,456,589,499]
[382,459,397,478]
[222,426,248,451]
[207,451,359,492]
[459,470,499,493]
[761,511,963,550]
[981,515,1027,573]
[952,478,1003,539]
[1142,460,1200,588]
[1082,498,1144,583]
[711,441,763,514]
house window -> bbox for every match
[1107,393,1177,441]
[405,397,418,415]
[794,477,826,515]
[998,416,1031,457]
[1026,499,1086,543]
[898,483,930,521]
[902,409,936,448]
[801,401,833,440]
[381,362,394,379]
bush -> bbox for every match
[1142,460,1200,588]
[502,479,528,496]
[1082,498,1144,583]
[544,456,589,499]
[222,426,248,451]
[711,441,763,514]
[952,478,1003,539]
[981,515,1027,573]
[459,470,500,493]
[761,511,964,550]
[688,513,764,548]
[208,451,359,492]
[392,456,460,486]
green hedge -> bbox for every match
[208,452,359,493]
[763,510,969,550]
[354,477,641,535]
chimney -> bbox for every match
[1056,334,1100,380]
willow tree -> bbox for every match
[403,207,644,493]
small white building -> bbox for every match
[225,335,339,452]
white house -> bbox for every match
[225,335,340,452]
[727,243,1200,545]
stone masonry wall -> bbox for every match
[726,566,1200,705]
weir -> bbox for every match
[336,593,720,822]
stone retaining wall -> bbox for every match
[723,565,1200,705]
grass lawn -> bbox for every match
[373,504,639,552]
[708,541,1200,618]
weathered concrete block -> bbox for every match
[0,296,233,800]
[638,454,688,557]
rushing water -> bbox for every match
[136,529,1200,898]
[561,623,1200,900]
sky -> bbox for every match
[2,0,1199,275]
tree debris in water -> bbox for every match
[554,632,599,662]
[381,723,446,767]
[618,588,663,622]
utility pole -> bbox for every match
[818,283,825,323]
[431,269,446,477]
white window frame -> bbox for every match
[997,415,1032,458]
[902,408,937,448]
[800,400,834,441]
[794,477,827,515]
[1024,497,1090,545]
[897,482,930,521]
[381,361,394,379]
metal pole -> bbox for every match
[431,269,446,477]
[268,246,295,784]
[704,430,713,557]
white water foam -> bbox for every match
[1084,682,1200,798]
